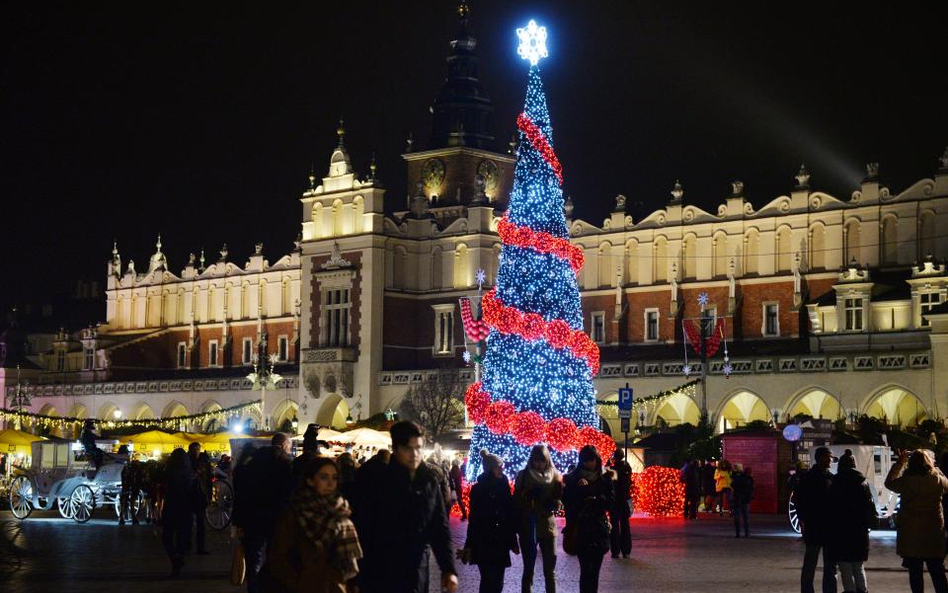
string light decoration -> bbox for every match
[631,466,686,517]
[466,23,612,481]
[0,401,261,432]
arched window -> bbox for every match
[241,283,251,319]
[454,244,470,289]
[598,243,613,287]
[654,237,668,282]
[312,203,324,238]
[809,223,826,270]
[625,240,639,285]
[776,226,792,272]
[331,199,344,237]
[713,233,728,278]
[844,219,861,265]
[743,229,759,276]
[882,215,898,265]
[352,196,365,234]
[431,246,443,290]
[920,210,936,259]
[282,278,292,316]
[682,234,697,279]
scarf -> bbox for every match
[528,466,556,485]
[577,466,601,483]
[291,489,363,580]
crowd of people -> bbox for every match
[679,457,755,537]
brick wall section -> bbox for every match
[680,286,733,339]
[580,294,617,342]
[619,289,673,343]
[309,252,362,353]
[740,281,797,338]
[382,294,465,370]
[721,432,792,514]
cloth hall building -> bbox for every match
[4,10,948,438]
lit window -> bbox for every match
[209,341,219,367]
[321,289,351,347]
[645,309,659,342]
[591,312,605,344]
[278,336,289,361]
[177,343,187,368]
[763,303,779,336]
[920,292,943,327]
[844,298,864,331]
[242,338,253,364]
[433,305,455,354]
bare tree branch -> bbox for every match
[398,369,466,439]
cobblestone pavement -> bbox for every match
[1,510,907,593]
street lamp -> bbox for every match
[113,409,122,420]
[246,332,283,431]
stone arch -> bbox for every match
[316,394,351,430]
[844,218,861,264]
[38,404,58,417]
[776,225,792,272]
[743,228,760,275]
[431,246,443,290]
[98,402,120,421]
[785,387,842,420]
[131,401,155,421]
[241,405,263,432]
[715,389,771,432]
[712,232,728,278]
[654,391,701,427]
[272,398,300,434]
[241,281,251,319]
[454,244,470,288]
[881,214,899,265]
[161,400,189,430]
[311,202,324,238]
[598,392,620,436]
[200,400,224,432]
[68,403,88,419]
[919,209,936,258]
[681,233,697,280]
[351,196,365,234]
[331,199,344,237]
[808,222,826,270]
[653,236,668,282]
[598,242,613,287]
[862,385,928,427]
[624,239,638,285]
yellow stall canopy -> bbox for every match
[0,428,45,456]
[118,430,191,455]
[188,431,240,455]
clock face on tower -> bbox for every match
[477,159,499,192]
[422,158,446,190]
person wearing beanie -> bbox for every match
[563,445,615,593]
[829,451,874,593]
[460,450,520,593]
[514,444,563,593]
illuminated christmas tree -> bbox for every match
[464,20,614,480]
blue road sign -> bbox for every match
[618,387,634,411]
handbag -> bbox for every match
[562,521,579,556]
[230,539,246,586]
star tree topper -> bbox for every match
[517,19,549,66]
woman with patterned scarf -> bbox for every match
[265,457,362,593]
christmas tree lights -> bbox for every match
[465,21,612,480]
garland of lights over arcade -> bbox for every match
[465,20,615,481]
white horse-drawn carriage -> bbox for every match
[8,440,140,523]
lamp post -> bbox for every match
[246,332,283,431]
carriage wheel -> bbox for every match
[205,480,234,530]
[70,485,96,523]
[113,491,144,521]
[58,496,74,519]
[788,491,801,534]
[9,476,33,520]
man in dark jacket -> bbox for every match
[353,421,458,593]
[829,451,875,593]
[449,459,467,520]
[796,447,838,593]
[730,464,754,538]
[680,458,701,519]
[232,433,293,593]
[609,449,633,558]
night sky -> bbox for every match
[3,2,945,312]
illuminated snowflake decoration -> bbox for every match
[697,292,709,307]
[682,364,691,377]
[517,20,549,66]
[462,350,472,364]
[722,363,733,378]
[475,268,487,288]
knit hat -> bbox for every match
[480,449,503,473]
[838,452,856,470]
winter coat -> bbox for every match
[513,469,563,541]
[795,466,834,545]
[714,468,732,492]
[427,461,452,512]
[449,465,464,494]
[563,469,614,554]
[264,507,346,593]
[465,473,518,567]
[232,446,293,538]
[701,464,716,494]
[611,460,633,518]
[352,461,456,593]
[828,467,875,562]
[731,472,754,506]
[680,462,700,494]
[885,461,948,559]
[162,463,194,522]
